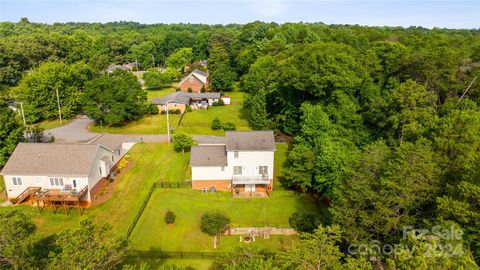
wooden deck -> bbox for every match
[31,186,89,215]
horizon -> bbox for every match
[0,1,479,30]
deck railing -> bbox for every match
[232,174,270,185]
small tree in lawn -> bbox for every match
[200,212,230,249]
[172,132,193,153]
[211,117,222,130]
[164,210,176,225]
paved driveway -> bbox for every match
[45,115,168,144]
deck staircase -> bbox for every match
[12,187,41,204]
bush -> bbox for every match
[222,122,236,131]
[117,158,128,170]
[186,105,192,112]
[160,110,166,115]
[212,101,219,107]
[200,212,230,236]
[217,98,225,106]
[164,210,176,224]
[148,104,159,114]
[172,132,193,153]
[188,87,193,93]
[170,109,181,114]
[211,117,222,130]
[289,212,321,233]
[200,86,207,93]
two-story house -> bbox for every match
[190,131,276,197]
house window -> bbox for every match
[118,149,121,155]
[234,151,239,158]
[221,166,225,171]
[49,177,64,186]
[99,166,102,175]
[233,166,242,175]
[259,166,268,175]
[12,177,22,186]
[111,155,114,162]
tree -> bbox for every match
[215,246,278,270]
[172,132,193,153]
[210,64,236,91]
[82,69,148,125]
[211,117,222,130]
[289,212,321,233]
[0,210,36,270]
[165,47,193,71]
[386,222,478,270]
[143,68,171,89]
[282,225,372,270]
[164,210,176,225]
[330,140,440,245]
[13,61,94,123]
[249,88,269,130]
[129,41,157,68]
[49,218,128,270]
[0,102,24,166]
[200,212,230,248]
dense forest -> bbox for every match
[1,19,480,269]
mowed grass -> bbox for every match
[176,91,251,135]
[123,258,214,270]
[274,143,289,189]
[146,87,176,100]
[90,114,181,134]
[130,189,314,251]
[34,118,71,130]
[0,143,190,236]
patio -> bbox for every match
[32,186,89,215]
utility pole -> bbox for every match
[55,85,63,124]
[166,103,171,143]
[19,102,28,140]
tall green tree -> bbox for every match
[165,47,193,71]
[0,210,36,270]
[83,69,148,125]
[0,102,24,166]
[13,61,94,123]
[249,88,269,130]
[49,218,128,270]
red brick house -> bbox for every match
[178,69,208,92]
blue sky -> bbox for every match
[0,1,479,29]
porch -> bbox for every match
[231,183,271,198]
[31,186,89,215]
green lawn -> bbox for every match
[0,143,190,235]
[146,87,176,100]
[274,143,289,189]
[34,118,71,130]
[90,114,182,134]
[0,175,5,203]
[130,189,314,252]
[123,258,214,270]
[176,91,251,135]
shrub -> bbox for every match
[164,210,176,224]
[170,109,181,114]
[172,132,193,153]
[200,86,207,93]
[212,101,219,107]
[222,122,236,131]
[186,105,192,112]
[211,117,222,130]
[217,98,225,106]
[160,110,166,115]
[289,212,321,233]
[188,87,193,93]
[117,158,128,170]
[148,104,159,114]
[200,212,230,236]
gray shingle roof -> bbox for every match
[190,145,227,166]
[0,143,101,176]
[151,92,220,105]
[226,131,276,151]
[194,136,226,145]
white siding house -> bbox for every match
[190,131,276,196]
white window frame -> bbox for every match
[233,166,242,175]
[234,151,239,158]
[49,177,64,187]
[221,166,225,171]
[12,177,22,186]
[259,166,268,175]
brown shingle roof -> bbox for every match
[226,131,276,151]
[1,143,101,176]
[190,145,227,166]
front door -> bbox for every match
[245,184,256,192]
